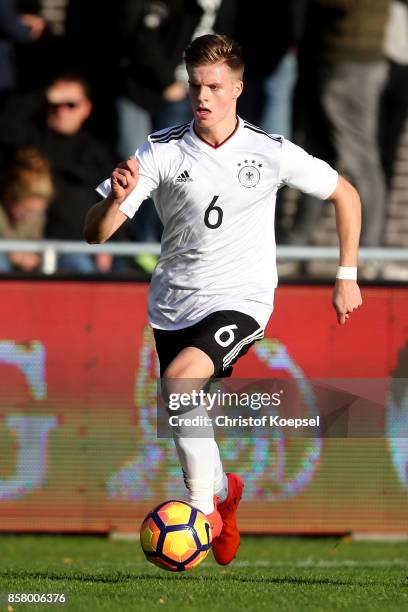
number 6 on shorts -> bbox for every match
[214,324,238,347]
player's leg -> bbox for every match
[180,311,264,565]
[161,346,223,536]
[155,311,265,563]
[162,347,228,510]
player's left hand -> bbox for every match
[332,279,362,325]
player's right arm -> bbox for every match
[279,138,362,325]
[84,158,139,244]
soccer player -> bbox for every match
[84,34,362,565]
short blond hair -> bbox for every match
[184,34,244,78]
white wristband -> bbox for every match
[336,266,357,280]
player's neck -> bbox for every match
[194,116,239,149]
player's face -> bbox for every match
[187,61,243,131]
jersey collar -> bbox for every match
[190,116,244,152]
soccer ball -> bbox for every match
[140,500,212,571]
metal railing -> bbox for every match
[0,240,407,275]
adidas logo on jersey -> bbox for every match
[175,170,193,183]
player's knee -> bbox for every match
[161,364,193,406]
[161,355,213,408]
[162,367,197,404]
[163,361,189,380]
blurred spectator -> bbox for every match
[235,1,306,242]
[0,0,45,105]
[286,0,391,247]
[118,0,195,156]
[235,1,306,138]
[0,73,119,272]
[14,0,70,94]
[379,0,408,190]
[64,0,119,150]
[0,146,53,272]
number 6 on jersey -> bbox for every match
[204,195,223,229]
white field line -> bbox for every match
[231,559,408,568]
[111,533,408,543]
[353,534,408,542]
[88,559,408,569]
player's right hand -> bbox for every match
[110,158,139,203]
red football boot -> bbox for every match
[205,498,223,539]
[212,473,244,565]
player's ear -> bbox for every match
[232,79,243,100]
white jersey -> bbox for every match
[97,117,338,331]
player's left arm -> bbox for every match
[327,175,363,325]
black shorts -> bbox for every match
[153,310,264,378]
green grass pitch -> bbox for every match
[0,535,407,611]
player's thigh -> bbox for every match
[154,327,214,405]
[164,346,215,379]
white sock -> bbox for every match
[172,403,215,515]
[213,440,228,503]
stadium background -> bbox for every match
[0,280,407,535]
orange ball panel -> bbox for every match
[162,528,197,563]
[158,501,192,526]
